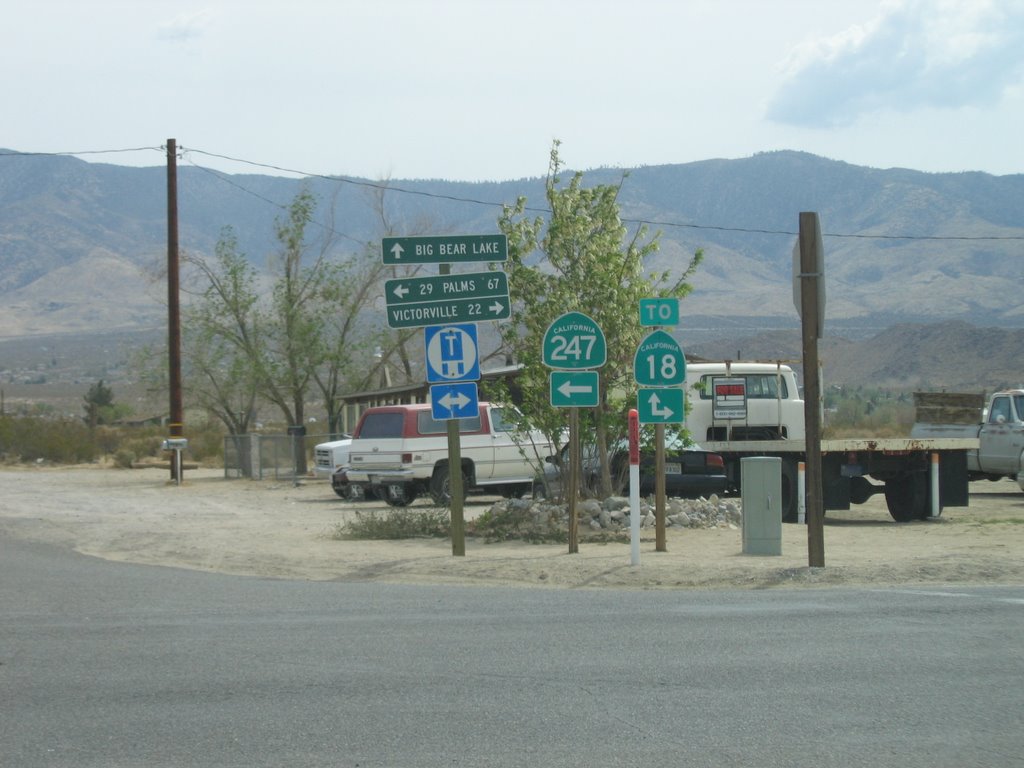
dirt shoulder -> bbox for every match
[1,466,1022,590]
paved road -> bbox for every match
[2,534,1022,767]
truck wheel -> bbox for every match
[334,485,365,501]
[430,465,467,507]
[884,472,929,522]
[780,459,799,523]
[382,483,415,507]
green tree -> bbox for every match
[182,226,263,437]
[83,379,116,427]
[496,141,703,496]
[182,188,397,469]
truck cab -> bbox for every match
[978,390,1024,478]
[685,362,805,442]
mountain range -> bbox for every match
[0,148,1022,393]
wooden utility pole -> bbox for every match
[798,212,825,567]
[166,139,184,482]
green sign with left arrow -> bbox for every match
[550,371,600,408]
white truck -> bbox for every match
[911,390,1024,482]
[312,434,361,498]
[686,362,977,523]
[343,402,555,506]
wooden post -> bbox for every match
[568,407,580,554]
[166,139,184,483]
[439,262,466,557]
[655,423,667,552]
[799,212,825,568]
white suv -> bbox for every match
[345,402,554,506]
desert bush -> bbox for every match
[468,502,567,544]
[0,416,226,466]
[333,508,451,540]
[113,449,137,468]
[0,416,98,464]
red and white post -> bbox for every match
[629,408,641,566]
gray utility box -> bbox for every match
[741,457,782,556]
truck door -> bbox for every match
[979,395,1021,473]
[458,407,496,483]
[487,406,526,482]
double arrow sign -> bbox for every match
[384,271,510,329]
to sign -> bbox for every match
[638,387,685,424]
[550,371,600,408]
[633,330,686,387]
[382,234,508,265]
[542,312,607,370]
[639,298,679,327]
[424,323,480,383]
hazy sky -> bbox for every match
[3,0,1022,180]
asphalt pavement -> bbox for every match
[2,534,1022,767]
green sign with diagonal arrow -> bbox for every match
[638,387,685,424]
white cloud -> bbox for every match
[766,0,1024,127]
[156,9,214,43]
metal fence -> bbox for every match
[223,433,334,480]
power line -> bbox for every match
[3,144,1023,242]
[0,147,163,158]
[184,160,369,249]
[181,147,1024,243]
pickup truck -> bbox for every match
[313,435,352,480]
[685,361,977,522]
[911,390,1024,483]
[343,402,555,506]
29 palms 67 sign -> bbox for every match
[384,272,510,329]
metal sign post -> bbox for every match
[542,312,607,555]
[634,325,686,552]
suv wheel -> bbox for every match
[430,465,467,506]
[382,483,415,507]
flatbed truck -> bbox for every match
[688,362,976,522]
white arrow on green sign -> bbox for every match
[384,271,511,329]
[542,312,607,370]
[638,387,685,424]
[633,330,686,387]
[382,234,508,265]
[550,371,600,408]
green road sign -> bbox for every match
[542,312,607,369]
[633,330,686,386]
[382,234,508,265]
[386,296,510,329]
[638,387,685,424]
[550,371,599,408]
[639,298,680,326]
[385,271,508,306]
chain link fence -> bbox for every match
[224,432,334,480]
